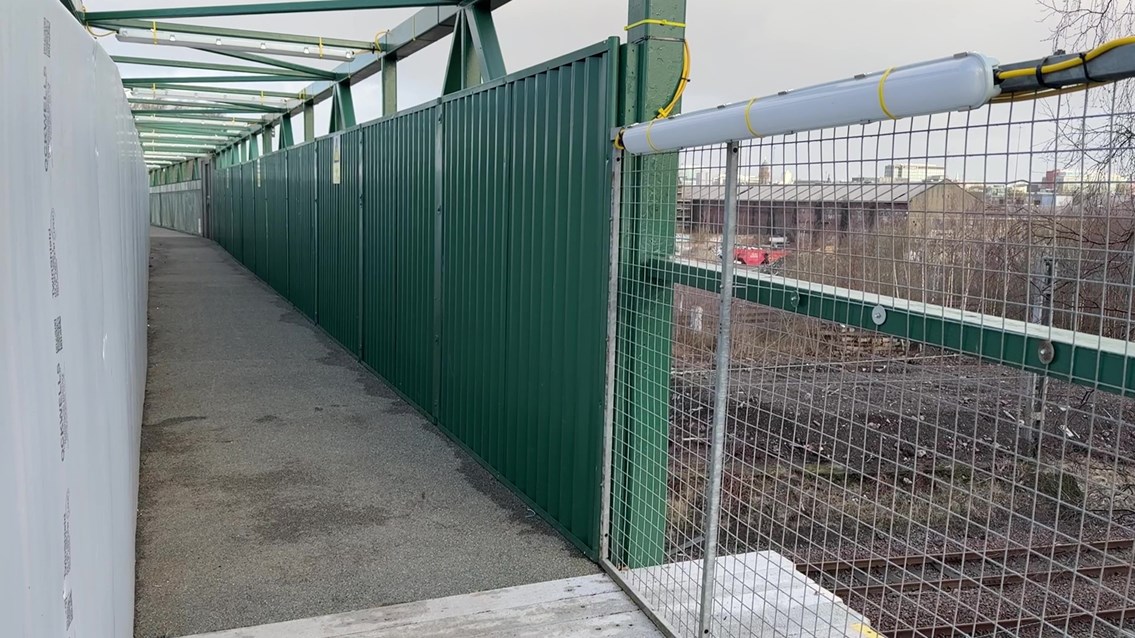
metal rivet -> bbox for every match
[871,305,887,326]
[1037,341,1055,365]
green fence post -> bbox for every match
[612,0,687,569]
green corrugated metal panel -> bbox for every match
[253,159,270,281]
[361,105,437,413]
[264,153,290,297]
[286,143,317,319]
[241,162,257,272]
[203,41,617,557]
[315,131,361,354]
[435,43,616,556]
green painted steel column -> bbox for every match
[382,58,397,116]
[262,124,274,156]
[329,81,356,132]
[249,133,260,160]
[613,0,687,569]
[442,10,479,94]
[303,99,315,142]
[279,117,295,149]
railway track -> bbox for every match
[802,538,1135,637]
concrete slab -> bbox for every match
[624,551,877,637]
[135,227,597,638]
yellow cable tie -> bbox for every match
[319,36,324,59]
[645,119,660,152]
[877,67,897,120]
[151,20,157,44]
[744,96,761,137]
[624,18,686,31]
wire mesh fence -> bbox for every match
[604,81,1135,637]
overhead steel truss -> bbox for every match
[70,0,512,173]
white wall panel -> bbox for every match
[1,1,149,636]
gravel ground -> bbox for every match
[665,287,1135,636]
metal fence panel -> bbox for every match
[253,159,269,282]
[316,131,361,354]
[264,152,289,298]
[437,49,616,555]
[203,41,617,558]
[241,161,257,274]
[608,81,1135,637]
[149,180,203,235]
[286,143,317,320]
[360,106,437,412]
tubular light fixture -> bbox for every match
[620,52,1000,155]
[140,132,230,141]
[116,28,356,62]
[126,88,293,108]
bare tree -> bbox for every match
[1040,0,1135,174]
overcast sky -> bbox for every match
[95,0,1070,180]
[98,0,1057,119]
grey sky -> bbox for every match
[97,0,1056,131]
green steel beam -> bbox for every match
[135,112,261,121]
[137,83,299,99]
[129,97,285,112]
[123,74,310,84]
[612,0,687,571]
[303,100,315,141]
[140,133,241,142]
[136,120,252,130]
[465,3,505,81]
[132,109,266,115]
[262,124,274,155]
[82,0,460,22]
[136,126,248,137]
[660,258,1135,398]
[90,18,373,50]
[202,49,340,80]
[279,117,295,148]
[329,82,356,131]
[267,1,515,125]
[442,10,478,94]
[381,58,397,116]
[249,132,260,159]
[112,55,315,78]
[143,144,220,153]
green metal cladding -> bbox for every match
[208,40,619,556]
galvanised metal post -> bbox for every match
[698,142,739,636]
[612,0,686,569]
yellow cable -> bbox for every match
[372,29,389,53]
[645,119,660,152]
[996,35,1135,81]
[655,39,690,119]
[877,67,897,119]
[991,83,1098,104]
[624,18,686,30]
[743,96,761,137]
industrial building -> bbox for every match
[677,180,985,245]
